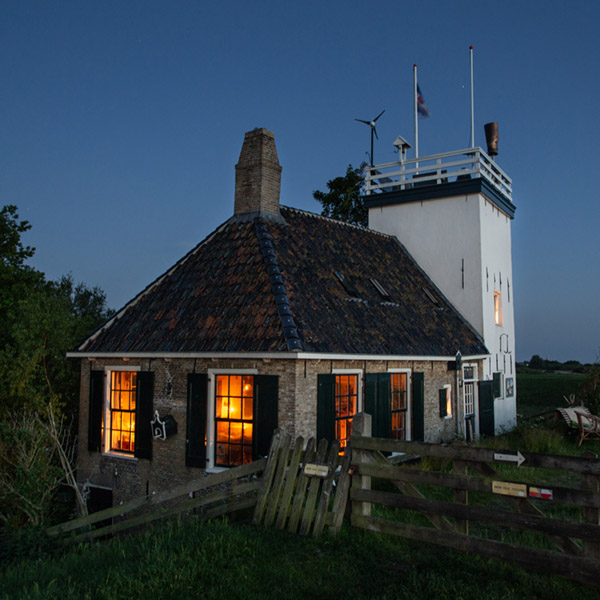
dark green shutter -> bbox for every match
[317,374,336,442]
[253,375,279,459]
[134,371,154,460]
[88,370,104,452]
[439,389,448,418]
[479,380,495,436]
[186,373,208,467]
[492,372,502,398]
[365,373,391,438]
[412,372,425,442]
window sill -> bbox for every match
[206,466,228,474]
[102,451,138,461]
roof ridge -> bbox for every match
[279,204,395,239]
[253,217,303,352]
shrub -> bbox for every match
[0,411,63,528]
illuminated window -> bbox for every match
[439,385,452,418]
[494,291,503,326]
[334,374,358,449]
[108,371,137,454]
[215,375,254,467]
[390,373,408,440]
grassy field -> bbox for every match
[1,515,597,600]
[516,371,586,419]
[1,371,598,599]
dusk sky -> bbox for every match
[2,1,599,363]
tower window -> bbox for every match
[494,291,503,326]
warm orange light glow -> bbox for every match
[215,374,254,467]
[445,387,452,417]
[109,371,137,453]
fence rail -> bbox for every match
[47,458,267,543]
[349,414,600,589]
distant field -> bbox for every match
[516,372,586,419]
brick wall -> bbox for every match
[234,128,282,217]
[77,356,481,505]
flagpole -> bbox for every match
[413,64,418,158]
[470,45,475,148]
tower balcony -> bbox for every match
[364,147,513,213]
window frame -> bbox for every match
[387,369,412,441]
[103,366,141,459]
[331,369,362,449]
[462,363,479,439]
[206,368,258,471]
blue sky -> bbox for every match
[2,0,599,363]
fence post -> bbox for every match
[582,452,600,559]
[453,460,469,535]
[351,412,372,517]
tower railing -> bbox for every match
[364,147,512,203]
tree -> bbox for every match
[0,207,113,417]
[0,205,35,269]
[313,164,367,227]
[0,205,112,526]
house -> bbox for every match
[71,128,514,507]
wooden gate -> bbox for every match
[253,429,351,536]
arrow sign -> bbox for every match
[493,451,526,467]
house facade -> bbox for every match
[71,128,499,507]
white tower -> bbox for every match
[366,130,516,435]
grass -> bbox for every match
[2,371,598,599]
[1,516,597,600]
[516,372,585,419]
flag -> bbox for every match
[417,84,430,118]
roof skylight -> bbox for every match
[370,278,390,299]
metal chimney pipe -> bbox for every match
[484,122,499,157]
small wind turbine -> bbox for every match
[355,109,385,166]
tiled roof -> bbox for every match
[78,206,487,356]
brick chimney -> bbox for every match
[234,128,282,217]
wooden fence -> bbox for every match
[47,429,351,543]
[46,458,266,544]
[349,413,600,588]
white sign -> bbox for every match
[493,451,526,467]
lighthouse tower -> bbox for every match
[365,127,516,435]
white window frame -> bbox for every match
[206,368,258,471]
[387,368,412,441]
[462,363,479,439]
[443,384,453,419]
[103,366,141,460]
